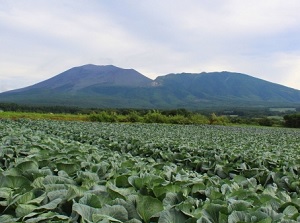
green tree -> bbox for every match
[284,113,300,128]
[144,110,168,123]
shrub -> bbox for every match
[189,114,209,124]
[284,113,300,128]
[126,111,141,123]
[89,111,118,122]
[209,113,229,125]
[168,115,191,124]
[258,117,273,126]
[144,111,168,123]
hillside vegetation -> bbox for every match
[1,65,300,109]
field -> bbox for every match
[0,119,300,222]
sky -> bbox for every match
[1,0,300,93]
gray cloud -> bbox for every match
[0,0,300,92]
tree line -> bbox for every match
[284,114,300,128]
[0,102,299,127]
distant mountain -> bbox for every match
[155,72,300,105]
[11,64,152,92]
[0,64,300,109]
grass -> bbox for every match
[0,111,89,121]
[0,111,211,124]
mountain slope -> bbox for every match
[10,64,152,93]
[155,72,300,103]
[0,65,300,109]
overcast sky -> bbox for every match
[1,0,300,92]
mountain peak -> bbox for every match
[78,64,119,70]
[9,64,152,92]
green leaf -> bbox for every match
[16,204,37,218]
[197,216,213,223]
[5,192,34,211]
[260,207,283,221]
[15,191,35,205]
[56,162,79,175]
[153,184,181,198]
[0,187,13,199]
[107,183,134,199]
[92,214,123,223]
[72,202,101,222]
[22,212,41,221]
[112,196,141,220]
[137,195,163,223]
[228,199,252,212]
[79,193,103,208]
[228,211,251,223]
[202,203,228,223]
[163,192,180,208]
[192,182,206,193]
[0,214,19,223]
[31,177,45,188]
[0,175,32,189]
[44,183,66,191]
[43,175,75,185]
[205,187,223,200]
[256,218,272,223]
[283,205,298,217]
[233,175,247,183]
[124,219,143,223]
[113,195,141,220]
[158,209,188,223]
[66,184,87,201]
[98,205,129,222]
[47,189,68,201]
[27,193,47,205]
[35,198,62,210]
[116,174,131,188]
[130,174,164,190]
[24,211,68,223]
[16,160,39,172]
[177,197,202,218]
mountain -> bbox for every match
[154,72,300,105]
[0,64,300,109]
[10,64,152,92]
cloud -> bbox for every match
[0,0,300,92]
[271,53,300,89]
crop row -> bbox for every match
[0,119,300,222]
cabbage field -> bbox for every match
[0,119,300,223]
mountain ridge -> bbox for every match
[9,64,152,93]
[1,64,300,109]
